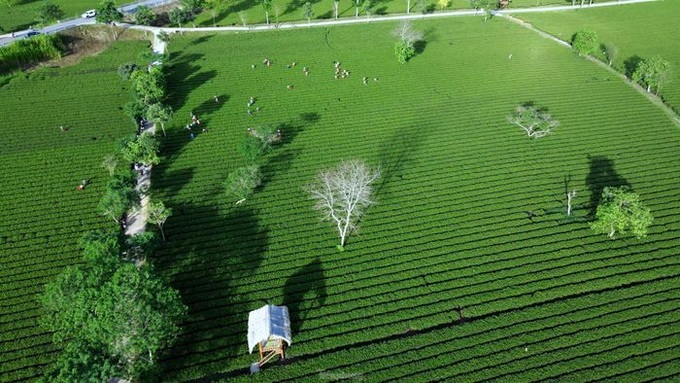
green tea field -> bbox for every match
[149,13,680,381]
[2,1,680,381]
[517,0,680,113]
[0,40,149,382]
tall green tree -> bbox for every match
[571,29,598,56]
[168,6,192,31]
[601,42,618,67]
[470,0,495,21]
[98,171,139,223]
[120,133,160,166]
[224,165,262,203]
[130,66,165,106]
[590,186,653,239]
[36,1,64,26]
[302,1,314,23]
[261,0,272,24]
[95,0,122,24]
[40,232,187,381]
[147,200,172,241]
[181,0,205,26]
[146,102,173,137]
[632,56,670,94]
[134,5,155,25]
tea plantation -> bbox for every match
[0,40,149,382]
[517,0,680,113]
[151,15,680,381]
[1,2,679,382]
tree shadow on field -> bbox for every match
[282,257,327,335]
[260,112,321,183]
[374,123,425,198]
[223,0,259,20]
[624,55,643,79]
[283,0,322,16]
[156,205,268,379]
[585,155,630,218]
[151,165,195,200]
[165,53,217,113]
[193,93,230,118]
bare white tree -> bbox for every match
[391,20,424,47]
[508,105,560,138]
[566,190,577,216]
[307,159,381,250]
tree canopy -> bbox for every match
[40,231,187,381]
[571,29,598,56]
[95,0,123,24]
[36,1,64,26]
[632,56,670,94]
[590,186,653,239]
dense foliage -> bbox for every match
[40,231,187,381]
[0,33,64,74]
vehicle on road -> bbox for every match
[25,31,41,38]
[81,9,97,18]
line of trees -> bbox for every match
[570,29,670,96]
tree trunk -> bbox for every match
[334,1,339,18]
[355,5,359,17]
[159,225,166,241]
[265,11,269,24]
[407,0,410,14]
[609,227,615,238]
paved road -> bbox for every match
[0,0,176,46]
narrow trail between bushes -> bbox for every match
[124,36,164,236]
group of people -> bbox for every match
[246,96,263,116]
[185,112,207,138]
[333,61,352,80]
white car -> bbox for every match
[81,9,97,18]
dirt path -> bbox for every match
[125,122,156,236]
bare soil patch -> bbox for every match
[52,25,150,68]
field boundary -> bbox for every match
[500,14,680,129]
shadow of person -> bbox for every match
[282,257,327,335]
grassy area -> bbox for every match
[0,0,99,32]
[151,13,680,381]
[515,0,680,113]
[0,39,149,382]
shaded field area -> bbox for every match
[152,13,680,381]
[0,40,149,382]
[516,0,680,114]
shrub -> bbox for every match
[395,41,415,64]
[571,29,598,56]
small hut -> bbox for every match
[248,305,292,369]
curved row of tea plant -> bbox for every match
[149,14,680,381]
